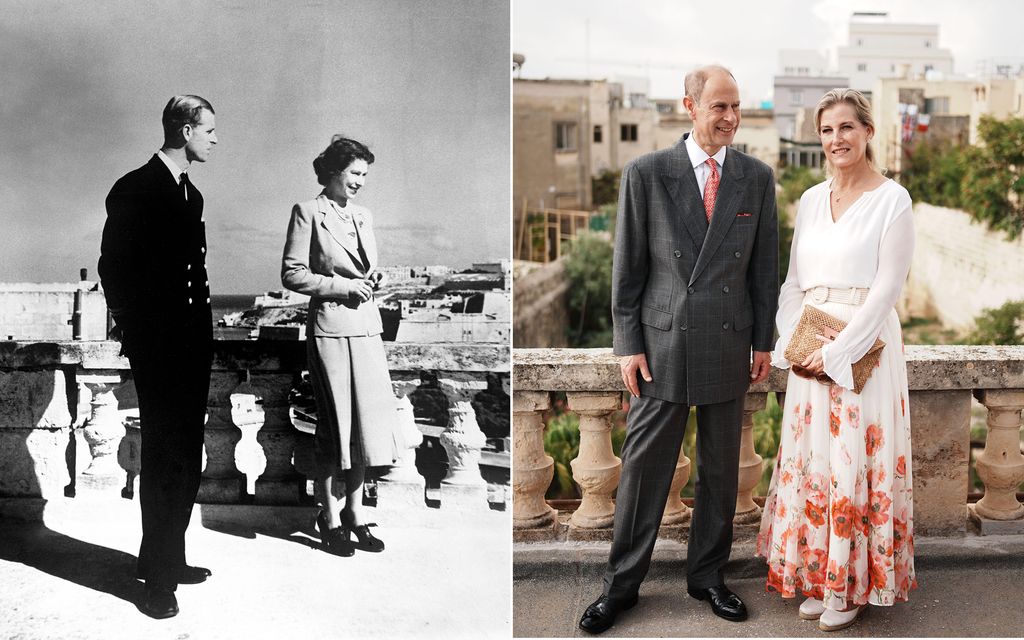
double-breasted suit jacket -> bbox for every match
[612,134,779,406]
[281,193,383,336]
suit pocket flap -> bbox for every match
[640,306,672,331]
[734,306,755,330]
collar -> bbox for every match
[156,150,187,184]
[685,131,727,170]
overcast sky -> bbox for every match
[1,1,508,294]
[513,0,1024,104]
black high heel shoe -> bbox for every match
[341,511,384,552]
[316,510,354,557]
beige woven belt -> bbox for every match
[805,286,870,305]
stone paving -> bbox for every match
[514,535,1024,638]
[0,494,510,640]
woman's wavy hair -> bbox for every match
[814,88,878,173]
[313,135,375,186]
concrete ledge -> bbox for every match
[0,340,510,373]
[513,345,1024,392]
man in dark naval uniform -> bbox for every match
[98,95,217,619]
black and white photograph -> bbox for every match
[0,1,510,638]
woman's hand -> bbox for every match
[349,278,374,302]
[795,334,834,376]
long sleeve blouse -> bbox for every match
[771,178,915,390]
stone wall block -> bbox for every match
[0,369,72,498]
[909,389,972,534]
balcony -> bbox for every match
[512,345,1024,636]
[0,339,510,637]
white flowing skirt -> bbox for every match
[756,297,917,607]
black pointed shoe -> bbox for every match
[341,511,384,552]
[687,584,748,622]
[578,593,639,634]
[177,565,212,584]
[139,585,178,619]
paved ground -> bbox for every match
[0,494,510,640]
[514,535,1024,638]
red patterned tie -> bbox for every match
[703,158,719,222]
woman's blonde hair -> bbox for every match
[814,88,876,171]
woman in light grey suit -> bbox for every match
[282,135,400,556]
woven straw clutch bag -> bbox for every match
[783,304,885,394]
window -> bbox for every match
[554,122,577,151]
[620,124,638,142]
[857,63,867,72]
[593,125,602,143]
[789,89,803,106]
[924,64,934,73]
[924,96,949,114]
[925,40,931,48]
[857,38,863,46]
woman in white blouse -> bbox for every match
[756,89,917,631]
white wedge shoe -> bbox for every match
[798,597,825,620]
[818,604,865,631]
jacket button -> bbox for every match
[722,322,730,330]
[673,250,682,258]
[187,264,191,271]
[201,247,206,254]
[187,281,192,287]
[734,251,741,258]
[687,286,694,294]
[722,285,730,293]
[206,297,211,303]
[188,297,193,304]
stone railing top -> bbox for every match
[0,340,509,374]
[513,345,1024,392]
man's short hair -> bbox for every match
[162,95,214,140]
[684,65,736,105]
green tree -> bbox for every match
[778,165,823,206]
[562,231,614,347]
[962,116,1024,238]
[592,169,622,207]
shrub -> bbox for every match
[967,299,1024,345]
[562,231,614,347]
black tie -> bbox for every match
[179,172,190,201]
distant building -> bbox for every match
[872,75,976,175]
[395,291,509,343]
[513,77,658,211]
[837,12,954,95]
[0,281,107,341]
[253,289,309,308]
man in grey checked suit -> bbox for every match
[579,65,778,634]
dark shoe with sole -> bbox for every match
[176,565,212,584]
[140,585,178,619]
[341,512,384,552]
[687,584,748,622]
[578,593,639,634]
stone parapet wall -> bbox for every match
[0,340,509,519]
[512,260,570,348]
[904,204,1024,331]
[0,287,107,341]
[513,346,1024,538]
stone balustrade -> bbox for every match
[513,346,1024,541]
[0,340,508,521]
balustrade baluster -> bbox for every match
[377,374,427,508]
[735,392,767,523]
[566,392,621,529]
[972,389,1024,522]
[437,373,489,509]
[662,442,692,526]
[512,390,557,529]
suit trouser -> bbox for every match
[128,339,212,590]
[602,394,744,601]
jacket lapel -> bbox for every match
[660,139,706,254]
[316,195,365,270]
[352,209,377,271]
[690,151,746,286]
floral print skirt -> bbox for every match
[756,303,917,608]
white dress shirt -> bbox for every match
[685,130,728,199]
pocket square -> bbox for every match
[737,212,753,217]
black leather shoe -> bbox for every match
[341,511,384,552]
[578,593,639,634]
[139,585,178,619]
[136,565,212,584]
[687,584,748,622]
[177,565,212,584]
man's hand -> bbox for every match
[750,350,771,384]
[620,353,652,398]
